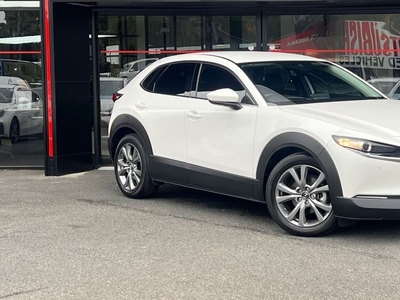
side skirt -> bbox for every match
[148,155,265,203]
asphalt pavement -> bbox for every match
[1,168,400,299]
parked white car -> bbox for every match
[108,51,400,236]
[387,78,400,99]
[0,78,42,143]
[368,77,400,96]
[99,77,129,115]
[118,58,158,80]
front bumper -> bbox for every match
[334,196,400,220]
[0,122,3,135]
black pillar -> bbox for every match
[44,2,94,175]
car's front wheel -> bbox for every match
[114,134,158,198]
[266,153,337,236]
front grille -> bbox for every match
[0,123,4,135]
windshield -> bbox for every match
[0,87,14,103]
[240,61,385,105]
[121,63,133,72]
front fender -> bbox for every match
[254,132,343,204]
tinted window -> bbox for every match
[197,64,245,101]
[122,63,132,72]
[142,66,166,92]
[152,63,197,96]
[0,87,14,103]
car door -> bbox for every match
[138,62,198,183]
[185,63,258,198]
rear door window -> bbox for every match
[147,63,197,96]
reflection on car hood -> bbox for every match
[280,99,400,137]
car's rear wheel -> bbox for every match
[266,153,337,236]
[10,118,20,143]
[114,134,158,198]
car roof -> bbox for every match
[171,51,324,64]
[123,58,158,66]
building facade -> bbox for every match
[1,0,400,174]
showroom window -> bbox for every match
[0,7,43,168]
[266,14,400,88]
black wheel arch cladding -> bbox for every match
[256,132,343,201]
[109,114,153,161]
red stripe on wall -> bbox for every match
[44,0,53,157]
[0,51,41,55]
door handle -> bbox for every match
[186,111,202,120]
[135,102,148,109]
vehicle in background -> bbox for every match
[387,78,400,99]
[99,77,129,116]
[99,77,129,154]
[0,59,42,88]
[367,77,400,95]
[118,58,158,80]
[340,64,377,81]
[0,76,30,89]
[0,77,43,143]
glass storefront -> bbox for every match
[0,7,43,167]
[2,5,400,168]
[97,12,400,160]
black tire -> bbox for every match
[266,153,337,237]
[10,118,20,144]
[114,133,158,198]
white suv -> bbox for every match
[108,51,400,236]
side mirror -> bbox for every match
[207,88,242,110]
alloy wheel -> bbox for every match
[116,142,142,192]
[274,164,332,228]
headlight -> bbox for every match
[0,109,6,117]
[333,136,400,157]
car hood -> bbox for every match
[279,99,400,137]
